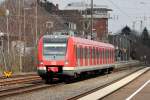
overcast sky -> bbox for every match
[1,0,150,33]
[50,0,150,33]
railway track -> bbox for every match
[0,66,143,99]
[0,73,38,79]
[0,82,64,98]
[0,73,64,98]
[0,75,41,87]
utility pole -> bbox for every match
[90,0,93,40]
[6,9,9,54]
[132,21,136,30]
[35,1,38,45]
[18,0,22,72]
[140,20,143,33]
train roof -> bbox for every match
[71,36,114,48]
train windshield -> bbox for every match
[43,36,68,60]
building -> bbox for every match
[108,34,131,61]
[60,2,112,40]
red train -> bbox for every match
[37,35,115,83]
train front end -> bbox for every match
[37,35,69,82]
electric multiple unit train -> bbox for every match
[37,35,115,83]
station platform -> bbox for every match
[103,67,150,100]
[78,67,150,100]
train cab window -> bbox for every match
[43,36,67,60]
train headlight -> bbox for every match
[40,62,43,65]
[65,61,69,65]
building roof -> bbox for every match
[63,2,112,11]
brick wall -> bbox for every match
[93,18,108,40]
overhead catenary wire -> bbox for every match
[106,0,134,21]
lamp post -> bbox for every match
[23,8,31,40]
[23,7,32,56]
[5,9,9,54]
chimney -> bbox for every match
[55,4,59,14]
[56,4,59,10]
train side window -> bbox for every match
[108,49,110,63]
[108,49,109,63]
[85,47,87,65]
[96,48,99,64]
[103,48,105,64]
[82,47,84,59]
[101,48,103,64]
[74,45,77,59]
[92,47,94,64]
[97,48,99,64]
[110,49,112,61]
[109,49,110,63]
[80,47,83,59]
[87,47,90,65]
[106,49,107,64]
[93,47,95,59]
[77,46,80,66]
[107,49,108,63]
[78,47,80,59]
[99,48,101,64]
